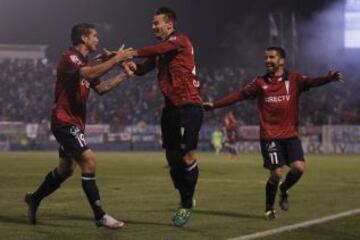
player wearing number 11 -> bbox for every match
[203,46,343,220]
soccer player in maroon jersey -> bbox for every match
[24,23,134,229]
[204,46,343,220]
[124,7,203,227]
[223,111,240,160]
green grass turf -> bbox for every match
[0,151,359,240]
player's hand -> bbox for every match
[328,70,343,82]
[114,44,136,63]
[203,102,214,111]
[94,48,116,62]
[123,69,134,77]
[122,61,137,76]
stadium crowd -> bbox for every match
[0,59,358,127]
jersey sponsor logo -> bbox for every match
[69,54,82,66]
[264,95,290,103]
[81,78,90,88]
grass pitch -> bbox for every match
[0,151,359,240]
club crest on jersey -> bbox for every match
[69,54,82,66]
[262,85,268,90]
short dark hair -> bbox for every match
[71,23,96,46]
[154,6,177,23]
[266,46,286,59]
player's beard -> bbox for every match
[266,63,275,74]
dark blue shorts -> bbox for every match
[52,125,89,159]
[161,104,203,152]
[260,137,305,170]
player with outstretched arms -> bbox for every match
[204,46,343,220]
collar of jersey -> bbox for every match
[262,69,289,83]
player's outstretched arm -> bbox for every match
[95,50,139,76]
[299,69,343,90]
[130,57,156,76]
[94,48,116,62]
[204,80,259,109]
[93,71,133,95]
[129,39,180,58]
[95,48,155,76]
[80,45,135,79]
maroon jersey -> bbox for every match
[51,48,100,131]
[213,71,335,139]
[135,31,202,107]
[224,111,237,131]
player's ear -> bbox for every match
[169,21,175,29]
[166,21,172,31]
[80,34,88,44]
[279,58,285,65]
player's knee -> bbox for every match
[270,175,281,183]
[268,173,280,185]
[291,161,305,175]
[77,150,97,172]
[86,160,96,172]
[79,158,96,173]
[270,168,283,182]
[183,151,196,166]
[57,163,75,178]
[292,166,304,176]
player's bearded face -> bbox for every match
[152,14,173,40]
[264,50,284,74]
[83,29,99,52]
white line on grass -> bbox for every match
[228,208,360,240]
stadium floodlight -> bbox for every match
[345,0,360,48]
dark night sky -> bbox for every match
[0,0,355,70]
